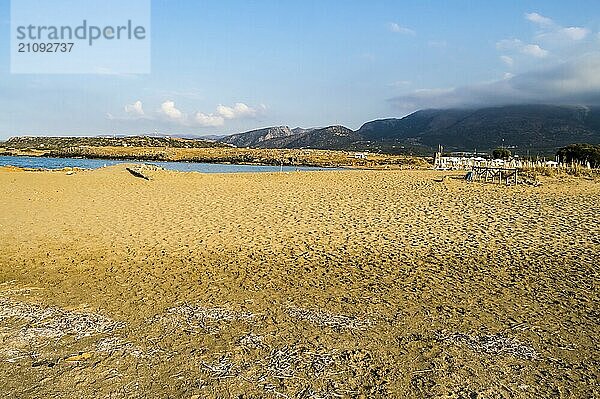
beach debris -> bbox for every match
[266,345,300,379]
[0,286,44,297]
[126,166,151,180]
[124,164,163,180]
[239,332,266,350]
[161,304,258,332]
[438,331,538,360]
[0,296,124,365]
[0,297,124,340]
[95,337,149,358]
[287,307,374,331]
[295,386,344,399]
[520,178,542,187]
[200,354,238,379]
[262,384,289,398]
[194,343,347,390]
[307,351,336,376]
[1,348,32,363]
[166,304,256,322]
[65,352,93,362]
[259,345,342,381]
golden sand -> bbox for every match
[0,165,598,398]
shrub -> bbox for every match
[556,143,600,168]
[492,148,511,160]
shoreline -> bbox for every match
[0,146,432,170]
[0,154,343,171]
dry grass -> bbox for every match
[520,164,600,179]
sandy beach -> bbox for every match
[0,165,598,398]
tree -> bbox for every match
[557,144,600,167]
[492,148,511,160]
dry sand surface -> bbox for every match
[0,165,598,398]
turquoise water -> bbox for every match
[0,156,330,173]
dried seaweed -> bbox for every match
[0,297,124,340]
[439,331,538,360]
[200,354,238,379]
[163,303,258,332]
[287,307,374,331]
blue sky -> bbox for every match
[1,0,600,138]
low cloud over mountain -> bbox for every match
[389,54,600,112]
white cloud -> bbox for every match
[496,13,595,72]
[497,39,548,58]
[389,54,600,111]
[389,22,416,36]
[496,39,522,51]
[124,100,144,117]
[535,27,591,44]
[388,12,600,113]
[114,100,264,128]
[525,13,590,44]
[194,102,263,126]
[521,44,549,58]
[216,102,258,119]
[500,55,514,67]
[108,100,147,121]
[194,112,224,127]
[525,12,554,27]
[559,27,589,41]
[159,100,184,121]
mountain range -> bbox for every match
[4,105,600,156]
[220,125,361,149]
[218,105,600,155]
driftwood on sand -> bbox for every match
[125,164,163,180]
[125,167,151,180]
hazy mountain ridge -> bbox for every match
[4,105,600,155]
[219,126,297,148]
[218,125,361,150]
[220,105,600,154]
[273,126,361,150]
